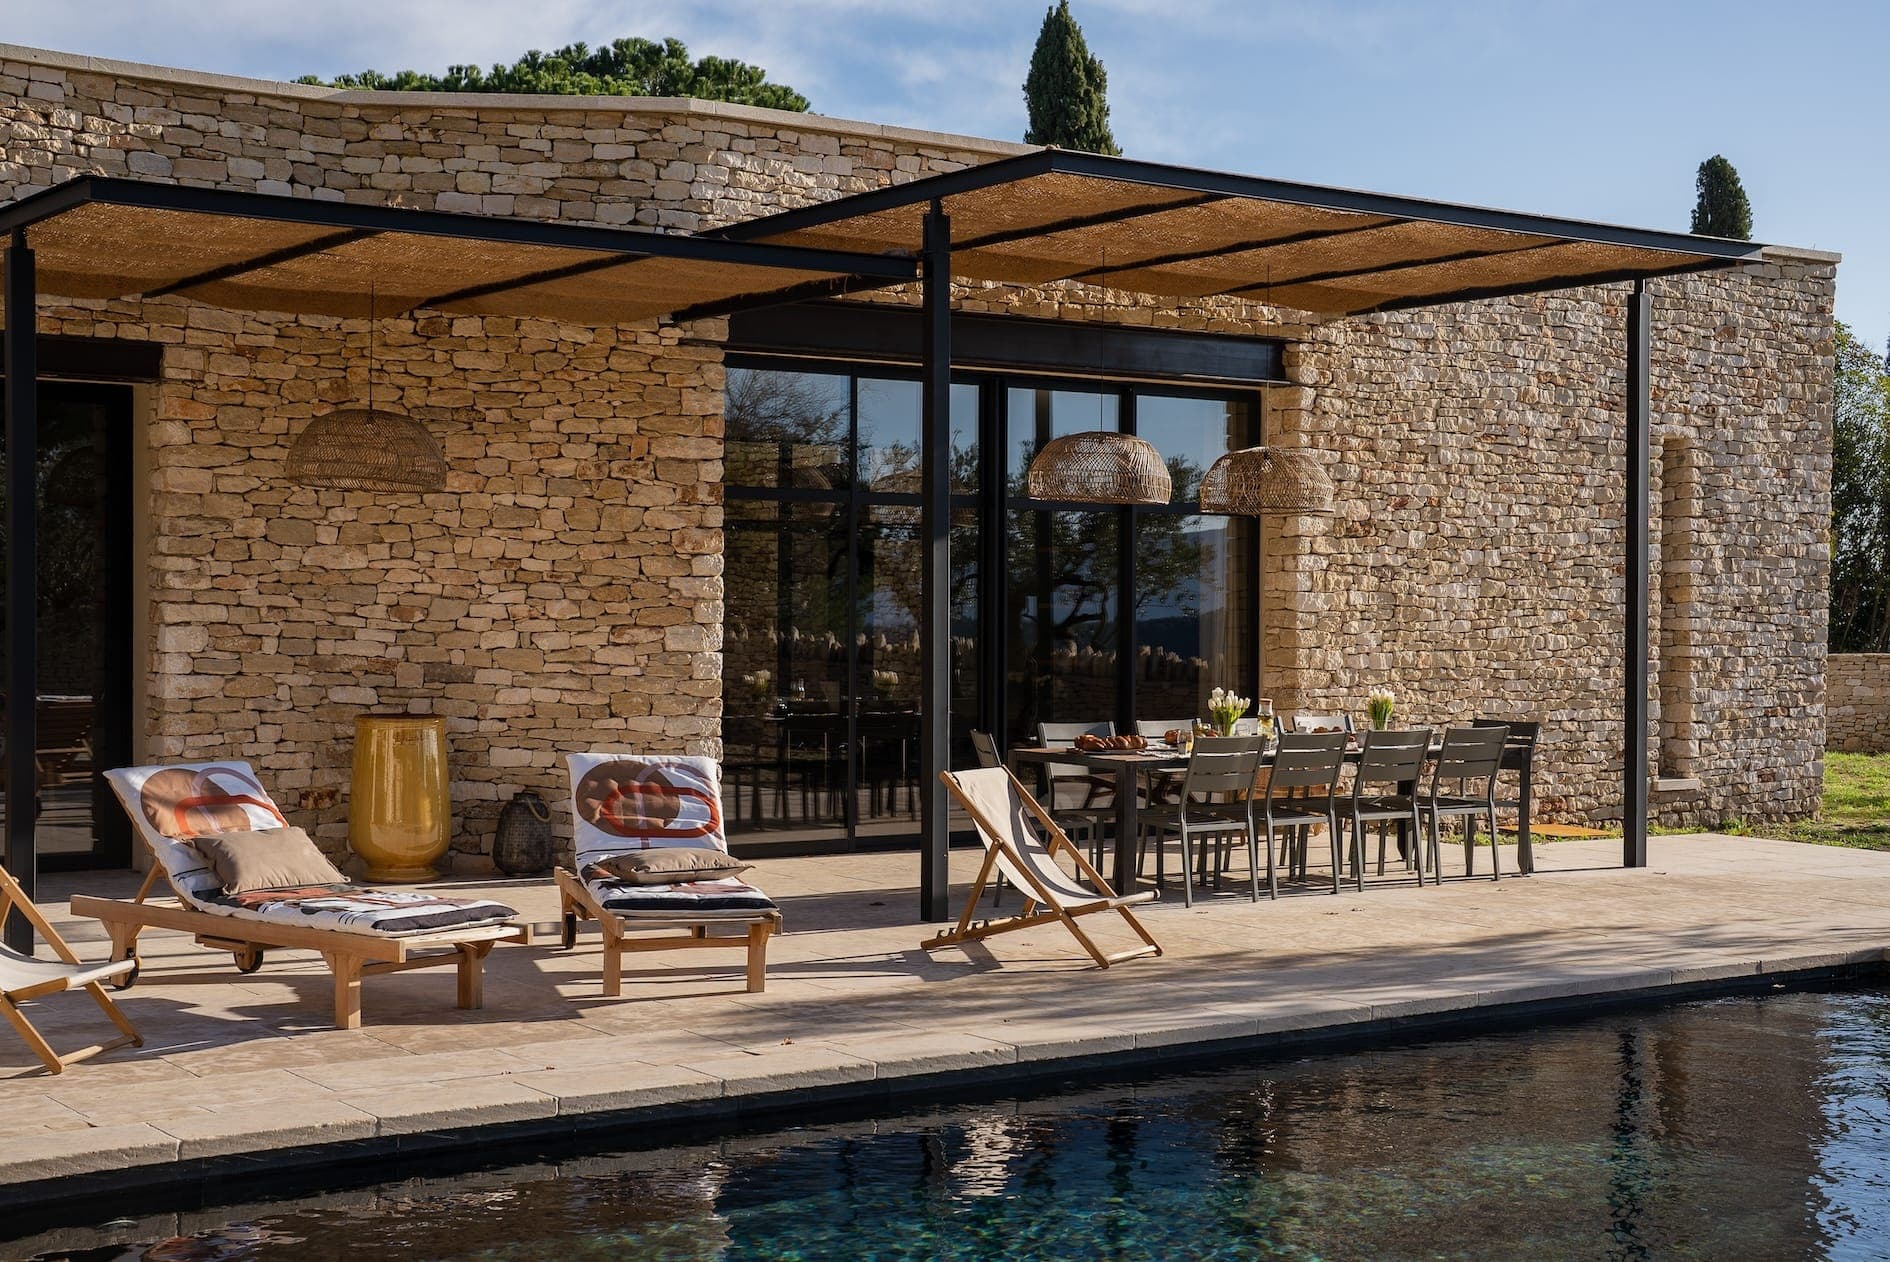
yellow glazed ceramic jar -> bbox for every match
[349,715,451,882]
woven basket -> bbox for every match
[1025,432,1173,506]
[1199,446,1334,516]
[286,406,448,493]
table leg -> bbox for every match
[1113,764,1141,895]
[1518,762,1535,874]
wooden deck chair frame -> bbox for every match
[554,866,780,997]
[72,849,527,1031]
[924,767,1163,969]
[0,863,143,1074]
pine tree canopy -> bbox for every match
[297,37,808,112]
[1022,1,1121,155]
[1690,154,1754,240]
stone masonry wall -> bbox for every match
[1827,655,1890,753]
[0,43,1835,858]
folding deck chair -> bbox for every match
[81,761,526,1029]
[925,766,1162,969]
[557,754,780,996]
[0,862,143,1074]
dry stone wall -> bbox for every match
[0,44,1835,860]
[1828,655,1890,753]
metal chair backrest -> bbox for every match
[1473,717,1540,772]
[1181,735,1264,801]
[968,730,1002,769]
[1430,726,1508,800]
[1351,728,1432,794]
[1289,712,1353,734]
[1134,719,1191,738]
[1039,721,1116,744]
[1269,731,1347,793]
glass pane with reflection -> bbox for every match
[1135,514,1256,723]
[724,367,850,491]
[1006,386,1119,495]
[1135,392,1259,505]
[1005,507,1119,743]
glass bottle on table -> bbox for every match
[1257,698,1276,745]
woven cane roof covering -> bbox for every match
[7,196,890,325]
[730,157,1761,318]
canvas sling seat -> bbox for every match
[557,753,780,996]
[925,766,1163,969]
[0,861,143,1074]
[77,761,527,1029]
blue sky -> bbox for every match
[10,0,1887,351]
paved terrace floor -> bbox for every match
[3,833,1889,1197]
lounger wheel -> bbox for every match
[234,946,266,974]
[111,957,141,991]
[561,911,579,951]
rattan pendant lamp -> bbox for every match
[1024,253,1172,507]
[1199,446,1335,516]
[286,287,447,493]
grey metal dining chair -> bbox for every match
[1342,728,1433,891]
[1140,735,1264,907]
[1252,731,1348,898]
[1422,726,1510,882]
[1037,720,1117,867]
[1473,718,1540,874]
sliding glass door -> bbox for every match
[721,360,1262,851]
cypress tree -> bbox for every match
[1022,1,1120,155]
[1690,155,1754,240]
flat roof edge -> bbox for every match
[1760,244,1842,265]
[0,42,1032,157]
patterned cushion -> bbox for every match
[579,862,778,921]
[197,884,517,936]
[567,753,774,921]
[567,753,731,862]
[106,761,516,937]
[104,761,290,901]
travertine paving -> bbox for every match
[3,832,1888,1195]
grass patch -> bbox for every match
[1724,752,1890,851]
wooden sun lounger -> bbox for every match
[926,766,1162,969]
[0,863,143,1074]
[554,866,778,996]
[73,864,527,1031]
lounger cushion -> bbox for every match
[194,826,348,894]
[104,761,292,900]
[195,884,518,936]
[567,753,732,861]
[591,848,751,885]
[106,761,517,936]
[579,862,778,920]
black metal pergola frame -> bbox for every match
[717,148,1762,919]
[0,152,1766,941]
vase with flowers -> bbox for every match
[1206,686,1251,738]
[1367,687,1396,731]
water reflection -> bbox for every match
[19,988,1890,1261]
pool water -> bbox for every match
[20,985,1890,1260]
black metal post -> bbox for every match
[919,201,953,921]
[4,231,37,951]
[1624,279,1650,867]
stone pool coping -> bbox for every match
[4,833,1890,1222]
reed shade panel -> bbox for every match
[1026,432,1173,506]
[9,200,885,324]
[728,157,1762,318]
[286,406,449,493]
[1199,447,1334,516]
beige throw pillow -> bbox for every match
[592,848,752,886]
[193,826,348,895]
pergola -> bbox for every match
[0,152,1763,943]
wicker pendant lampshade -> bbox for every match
[1026,432,1173,505]
[285,283,447,494]
[1199,446,1335,516]
[286,406,448,493]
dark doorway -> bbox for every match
[0,381,136,870]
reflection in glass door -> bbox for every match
[721,364,977,850]
[0,382,135,870]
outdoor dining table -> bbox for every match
[1010,738,1454,896]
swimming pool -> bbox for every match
[16,984,1890,1259]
